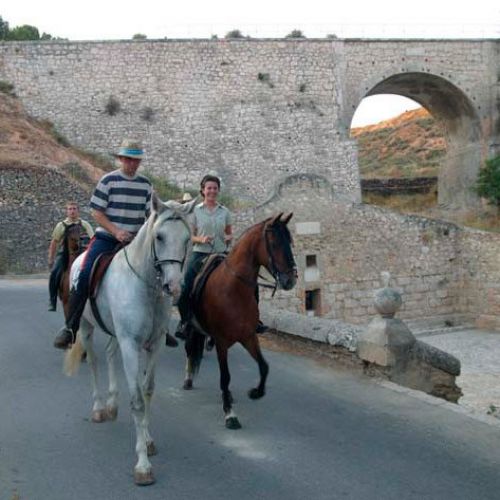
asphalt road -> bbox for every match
[1,279,500,500]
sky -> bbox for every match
[2,0,498,126]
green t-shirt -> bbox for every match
[192,203,232,254]
[51,218,94,244]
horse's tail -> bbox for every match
[184,326,205,376]
[63,332,84,376]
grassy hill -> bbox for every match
[351,108,446,179]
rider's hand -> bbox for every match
[202,235,213,244]
[48,260,54,269]
[114,229,133,243]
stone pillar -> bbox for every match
[357,272,415,369]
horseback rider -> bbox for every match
[53,139,178,349]
[175,174,267,340]
[48,201,94,312]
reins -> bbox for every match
[123,213,189,291]
[223,221,294,297]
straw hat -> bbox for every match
[182,192,193,202]
[115,139,144,159]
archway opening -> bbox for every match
[351,94,445,213]
[350,73,482,213]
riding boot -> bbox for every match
[53,288,87,349]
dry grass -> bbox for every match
[362,189,438,213]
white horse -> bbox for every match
[64,195,194,486]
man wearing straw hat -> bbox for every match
[53,139,178,349]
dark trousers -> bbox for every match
[48,253,64,309]
[66,232,119,333]
[177,251,208,323]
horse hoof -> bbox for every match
[134,469,155,486]
[248,388,265,400]
[225,416,242,430]
[147,441,158,456]
[91,409,107,423]
[183,379,193,390]
[105,406,118,421]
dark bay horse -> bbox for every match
[59,223,86,320]
[184,213,297,429]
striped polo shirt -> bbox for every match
[90,169,152,234]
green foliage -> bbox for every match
[132,33,147,40]
[474,155,500,206]
[285,29,305,39]
[0,16,9,39]
[225,29,245,39]
[0,15,55,40]
[105,96,120,116]
[0,80,15,96]
[7,24,40,40]
[39,120,70,147]
[143,172,184,201]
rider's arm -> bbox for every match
[48,239,58,267]
[224,224,233,244]
[91,209,132,243]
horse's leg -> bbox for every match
[119,338,155,486]
[216,342,241,430]
[141,337,162,457]
[105,337,119,421]
[240,334,269,400]
[79,319,107,422]
[183,356,194,390]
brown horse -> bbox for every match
[58,223,85,320]
[184,213,297,429]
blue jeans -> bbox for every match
[75,232,120,297]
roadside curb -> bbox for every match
[377,379,500,429]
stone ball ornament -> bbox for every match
[374,272,402,318]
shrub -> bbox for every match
[143,172,184,201]
[0,80,15,96]
[225,29,245,39]
[39,120,70,147]
[474,155,500,206]
[105,96,121,116]
[285,29,305,39]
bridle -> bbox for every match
[225,221,296,295]
[123,214,190,291]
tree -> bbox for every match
[474,155,500,206]
[7,24,40,40]
[132,33,147,40]
[0,16,9,40]
[285,29,306,39]
[225,29,245,39]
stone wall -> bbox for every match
[1,38,499,209]
[0,166,91,273]
[0,40,360,205]
[237,173,499,330]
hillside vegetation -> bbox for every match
[351,108,446,179]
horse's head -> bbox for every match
[262,213,297,291]
[64,223,84,256]
[149,194,195,300]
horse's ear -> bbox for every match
[281,212,293,225]
[152,192,166,214]
[270,212,284,226]
[177,197,198,215]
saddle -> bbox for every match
[191,253,226,312]
[88,246,123,335]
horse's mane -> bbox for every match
[232,216,293,251]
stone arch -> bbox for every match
[351,72,482,209]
